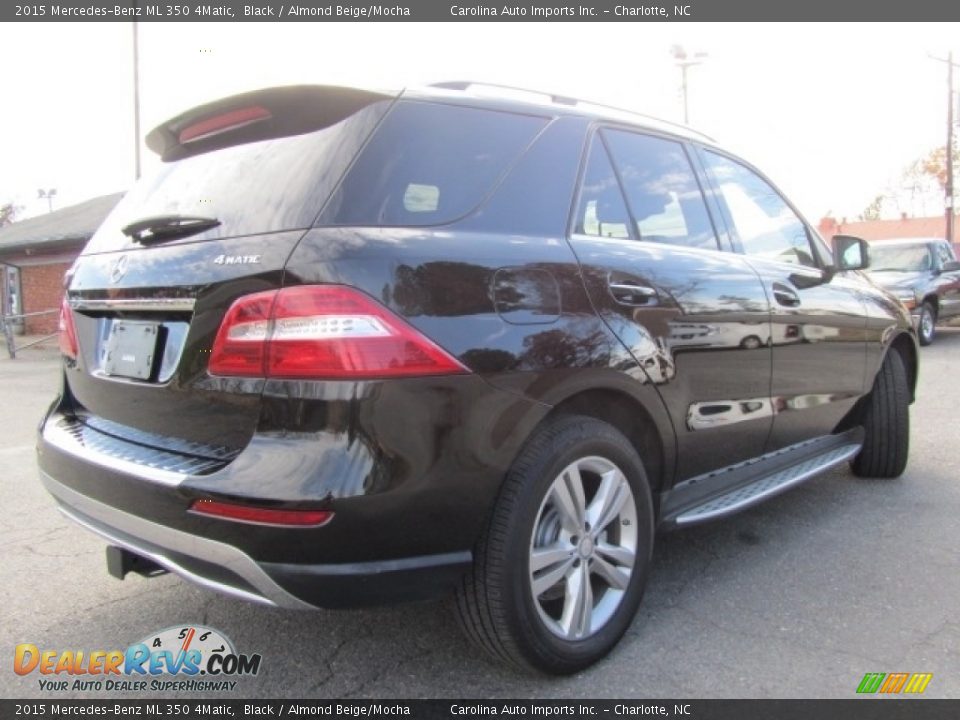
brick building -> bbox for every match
[0,193,123,335]
[818,214,960,261]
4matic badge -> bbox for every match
[213,254,261,266]
[13,625,261,693]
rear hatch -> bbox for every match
[60,85,395,451]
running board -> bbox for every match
[660,431,863,529]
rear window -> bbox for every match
[318,101,548,227]
[84,101,391,254]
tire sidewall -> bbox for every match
[500,418,654,672]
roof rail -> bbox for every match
[428,80,715,142]
[430,81,578,106]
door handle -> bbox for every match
[609,282,658,306]
[772,283,801,308]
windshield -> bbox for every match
[868,245,932,272]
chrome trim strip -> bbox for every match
[69,298,196,313]
[57,505,275,608]
[43,420,187,487]
[41,470,315,610]
[675,443,861,526]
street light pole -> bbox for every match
[132,19,142,180]
[680,63,690,125]
[37,188,57,213]
[671,45,708,126]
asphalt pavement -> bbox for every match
[2,331,958,699]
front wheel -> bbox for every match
[918,302,936,346]
[455,415,654,674]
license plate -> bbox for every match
[103,321,159,380]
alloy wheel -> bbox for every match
[528,456,638,640]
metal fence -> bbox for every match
[1,308,58,359]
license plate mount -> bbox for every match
[103,320,160,380]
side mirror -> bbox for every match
[832,235,869,271]
[943,260,960,273]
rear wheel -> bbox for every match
[851,350,910,478]
[455,415,653,674]
[918,302,936,346]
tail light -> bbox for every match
[58,297,79,359]
[209,285,468,379]
[178,106,272,144]
[189,499,332,527]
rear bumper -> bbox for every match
[42,470,310,608]
[42,469,472,609]
[36,373,548,608]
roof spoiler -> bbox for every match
[145,85,396,162]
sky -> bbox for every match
[1,21,958,225]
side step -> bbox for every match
[660,431,863,529]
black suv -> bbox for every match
[864,237,960,345]
[39,83,917,674]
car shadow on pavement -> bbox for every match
[19,458,904,700]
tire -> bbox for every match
[918,302,936,346]
[850,350,910,478]
[454,415,654,675]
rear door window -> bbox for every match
[601,129,719,250]
[319,101,548,227]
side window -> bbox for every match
[936,242,956,266]
[320,102,548,227]
[573,138,632,239]
[602,129,718,250]
[703,151,816,267]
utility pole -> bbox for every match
[930,52,959,243]
[671,45,708,125]
[948,52,954,244]
[132,19,142,180]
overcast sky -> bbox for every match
[1,21,957,224]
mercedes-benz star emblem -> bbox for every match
[109,254,129,284]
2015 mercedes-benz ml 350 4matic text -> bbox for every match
[38,82,917,674]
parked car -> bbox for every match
[38,82,918,674]
[864,238,960,345]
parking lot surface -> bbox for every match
[2,332,958,699]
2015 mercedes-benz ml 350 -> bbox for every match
[38,82,918,674]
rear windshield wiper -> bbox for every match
[121,215,220,245]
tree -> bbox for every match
[861,195,884,221]
[0,202,19,228]
[910,145,960,191]
[859,145,960,220]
